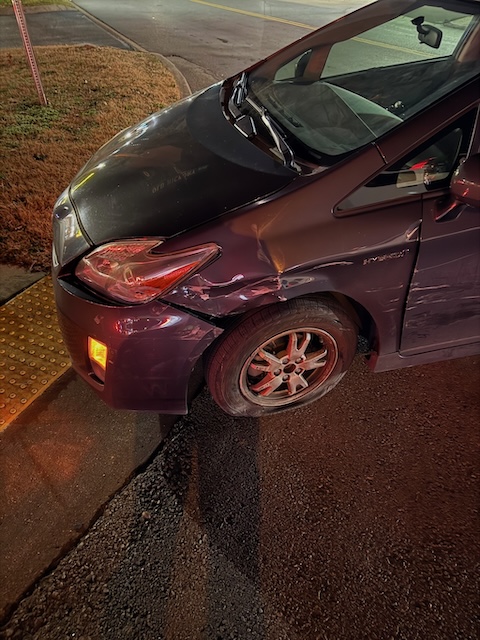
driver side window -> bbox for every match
[335,110,477,213]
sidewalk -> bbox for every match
[0,4,181,623]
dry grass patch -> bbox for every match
[0,45,180,270]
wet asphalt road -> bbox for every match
[2,354,479,639]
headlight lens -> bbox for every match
[52,190,89,267]
[76,240,220,304]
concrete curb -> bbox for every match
[0,266,45,306]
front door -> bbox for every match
[400,193,480,353]
[400,110,480,353]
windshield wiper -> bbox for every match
[232,71,248,108]
[228,73,257,138]
[245,96,300,173]
[228,73,300,173]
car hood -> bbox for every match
[69,83,295,246]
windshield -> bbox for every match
[244,1,480,167]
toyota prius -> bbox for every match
[53,0,480,416]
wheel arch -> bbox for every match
[326,292,378,354]
[205,289,378,357]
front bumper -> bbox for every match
[53,277,222,414]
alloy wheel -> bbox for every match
[239,327,339,407]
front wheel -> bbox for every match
[205,297,358,417]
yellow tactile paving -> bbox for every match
[0,277,71,431]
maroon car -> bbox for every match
[53,0,480,416]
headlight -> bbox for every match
[52,190,89,267]
[75,240,220,304]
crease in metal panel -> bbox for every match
[0,277,71,431]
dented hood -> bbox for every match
[69,84,295,246]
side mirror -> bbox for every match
[451,154,480,208]
[295,51,312,78]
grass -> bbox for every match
[0,46,180,271]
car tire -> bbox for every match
[205,297,358,417]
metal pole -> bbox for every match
[11,0,48,106]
